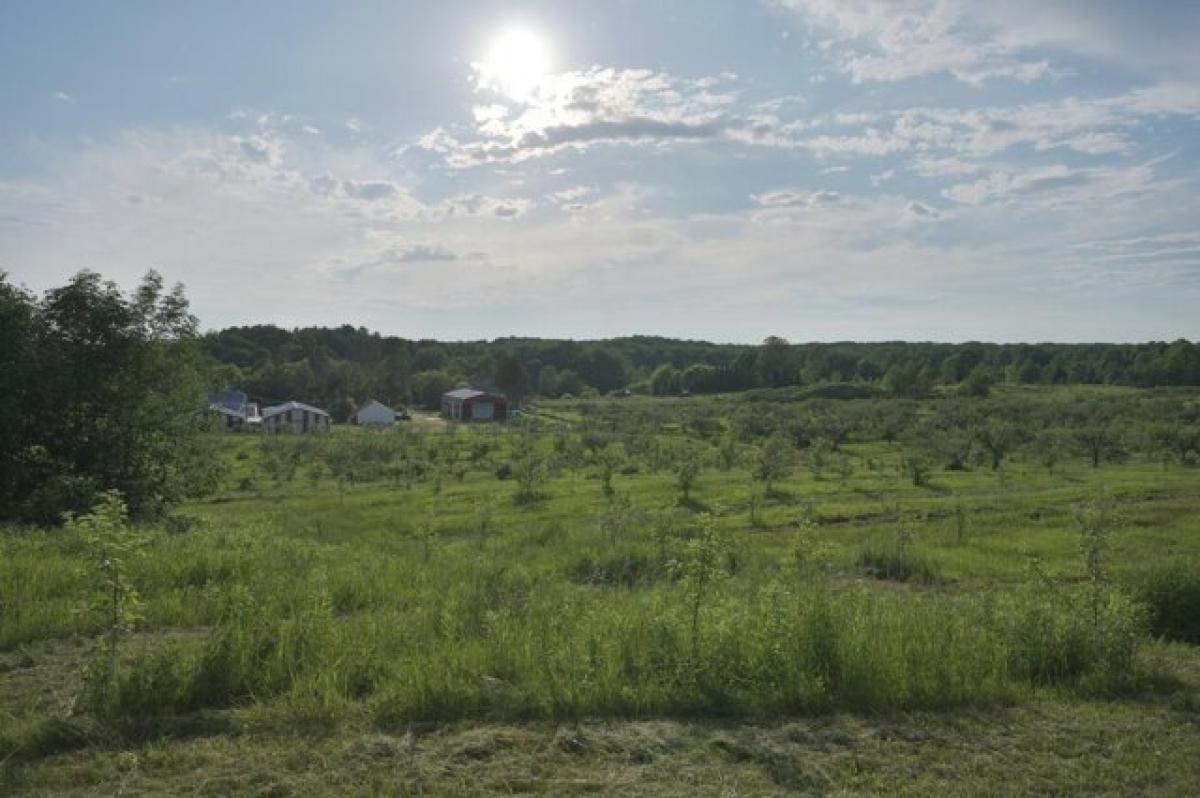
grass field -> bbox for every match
[3,387,1200,794]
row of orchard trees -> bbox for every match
[569,392,1200,474]
[0,271,220,524]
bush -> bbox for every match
[495,462,513,480]
[569,549,667,588]
[998,584,1144,693]
[1125,562,1200,643]
[857,541,939,585]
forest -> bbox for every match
[204,324,1200,419]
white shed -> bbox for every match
[351,399,397,426]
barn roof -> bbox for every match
[261,401,330,419]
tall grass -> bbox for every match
[82,567,1144,736]
[856,540,940,584]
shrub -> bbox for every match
[569,549,666,588]
[1125,562,1200,643]
[998,584,1144,693]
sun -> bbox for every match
[479,27,553,101]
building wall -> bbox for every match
[356,404,395,425]
[442,393,507,422]
[265,409,330,433]
[463,395,507,422]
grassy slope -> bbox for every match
[4,388,1200,793]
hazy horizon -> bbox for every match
[3,1,1199,342]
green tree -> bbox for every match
[670,514,730,661]
[754,435,794,492]
[882,362,932,398]
[68,492,146,700]
[537,364,560,397]
[675,458,701,503]
[555,369,585,396]
[495,353,530,406]
[756,335,794,387]
[0,270,217,523]
[650,364,682,396]
[974,420,1018,470]
[411,370,457,410]
[959,365,993,397]
[1075,425,1122,468]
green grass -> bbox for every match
[3,388,1200,792]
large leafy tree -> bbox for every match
[756,335,794,388]
[0,270,218,523]
[495,352,530,405]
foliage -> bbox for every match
[0,270,217,523]
[205,323,1200,417]
[669,514,730,661]
[68,492,147,713]
[754,436,793,490]
[674,458,701,503]
[857,534,939,585]
[1124,561,1200,644]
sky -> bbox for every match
[1,0,1198,343]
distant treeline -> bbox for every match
[204,325,1200,416]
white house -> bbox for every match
[261,401,331,434]
[351,399,397,427]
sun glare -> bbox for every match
[479,27,552,101]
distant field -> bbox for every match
[4,386,1200,793]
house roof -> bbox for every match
[261,401,330,419]
[355,399,394,414]
[444,388,486,400]
[444,389,508,401]
[207,389,249,411]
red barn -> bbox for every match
[441,389,508,422]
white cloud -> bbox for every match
[977,2,1200,82]
[433,193,533,219]
[773,0,1200,87]
[772,0,1051,85]
[752,188,841,208]
[383,243,459,263]
[53,91,76,104]
[341,179,398,201]
[942,159,1174,209]
[417,67,737,167]
[234,135,283,166]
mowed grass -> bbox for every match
[3,389,1200,793]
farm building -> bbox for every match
[441,389,508,422]
[261,401,331,434]
[207,390,261,432]
[351,400,397,426]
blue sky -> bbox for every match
[2,0,1198,342]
